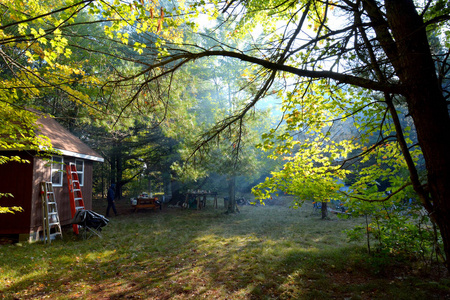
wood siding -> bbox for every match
[0,152,96,237]
[0,151,34,235]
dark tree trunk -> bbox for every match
[170,179,183,204]
[110,153,116,187]
[116,155,123,199]
[162,171,171,200]
[101,162,105,199]
[383,0,450,268]
[321,201,328,219]
[227,176,237,213]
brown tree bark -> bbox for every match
[321,201,328,220]
[382,0,450,268]
[227,176,237,213]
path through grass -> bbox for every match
[1,197,448,299]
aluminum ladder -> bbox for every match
[40,182,63,243]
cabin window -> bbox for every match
[51,156,64,186]
[75,159,84,186]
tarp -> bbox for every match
[71,210,109,229]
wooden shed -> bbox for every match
[0,113,104,242]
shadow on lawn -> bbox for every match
[1,199,449,299]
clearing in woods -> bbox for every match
[0,196,448,299]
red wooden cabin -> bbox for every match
[0,113,103,242]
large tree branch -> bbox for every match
[156,50,403,94]
[424,14,450,26]
[361,0,402,73]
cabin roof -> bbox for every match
[36,114,104,162]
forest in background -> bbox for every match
[1,0,449,271]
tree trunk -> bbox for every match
[110,153,116,187]
[148,177,152,194]
[321,201,328,219]
[171,179,183,205]
[384,0,450,269]
[227,176,237,213]
[116,155,123,199]
[101,162,105,199]
[163,171,172,201]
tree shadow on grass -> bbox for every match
[1,202,449,299]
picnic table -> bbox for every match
[132,195,161,212]
[183,190,218,210]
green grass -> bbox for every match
[0,197,448,299]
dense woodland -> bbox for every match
[1,0,450,272]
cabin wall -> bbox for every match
[29,155,47,237]
[60,157,93,211]
[0,152,34,236]
[1,151,97,241]
[83,160,94,210]
[30,157,94,232]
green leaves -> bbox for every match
[345,200,436,261]
[252,73,422,219]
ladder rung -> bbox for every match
[66,165,85,235]
[41,181,63,242]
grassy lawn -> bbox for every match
[1,197,449,299]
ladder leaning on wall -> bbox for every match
[66,162,85,235]
[40,182,63,243]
